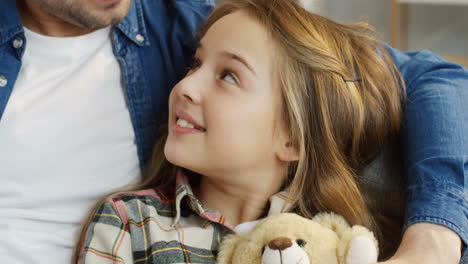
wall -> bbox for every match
[213,0,468,65]
[320,0,468,56]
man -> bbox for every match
[0,0,212,263]
[0,0,465,263]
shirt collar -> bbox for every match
[173,170,204,226]
[115,0,150,47]
[268,191,294,215]
[0,0,24,46]
[172,169,294,230]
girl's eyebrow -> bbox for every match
[220,51,257,76]
[198,43,257,76]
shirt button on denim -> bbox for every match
[136,34,145,43]
[13,37,23,49]
[0,76,7,87]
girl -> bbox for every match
[75,0,403,263]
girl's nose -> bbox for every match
[174,70,205,104]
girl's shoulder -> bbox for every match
[105,186,176,203]
[100,186,178,224]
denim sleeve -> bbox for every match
[170,0,214,78]
[386,45,468,250]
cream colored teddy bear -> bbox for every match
[216,213,378,264]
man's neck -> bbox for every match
[17,0,94,37]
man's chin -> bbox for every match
[64,0,131,30]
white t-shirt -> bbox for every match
[0,27,140,263]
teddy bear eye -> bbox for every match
[296,239,307,247]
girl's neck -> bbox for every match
[193,171,284,227]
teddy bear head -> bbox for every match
[216,213,378,264]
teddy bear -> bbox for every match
[216,213,379,264]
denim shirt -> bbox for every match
[388,47,468,262]
[0,0,466,261]
[0,0,214,167]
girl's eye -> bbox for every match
[221,71,238,85]
[189,59,201,72]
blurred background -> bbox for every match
[215,0,468,67]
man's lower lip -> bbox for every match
[171,124,204,135]
[95,0,120,5]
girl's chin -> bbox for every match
[164,151,203,175]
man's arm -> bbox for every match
[170,0,215,80]
[380,223,462,264]
[380,45,467,263]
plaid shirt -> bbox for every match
[77,171,292,264]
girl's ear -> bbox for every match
[276,141,300,162]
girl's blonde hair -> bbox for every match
[74,0,404,261]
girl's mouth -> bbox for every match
[176,117,206,132]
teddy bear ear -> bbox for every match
[338,226,378,264]
[216,234,243,264]
[311,212,350,238]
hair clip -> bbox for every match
[343,77,362,83]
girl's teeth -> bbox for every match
[177,118,195,129]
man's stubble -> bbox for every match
[34,0,132,30]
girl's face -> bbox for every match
[165,11,294,181]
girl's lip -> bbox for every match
[175,109,206,131]
[171,124,204,135]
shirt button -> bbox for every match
[135,34,145,43]
[13,38,24,49]
[0,76,7,87]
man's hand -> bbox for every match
[376,223,462,264]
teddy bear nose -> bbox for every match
[268,237,293,251]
